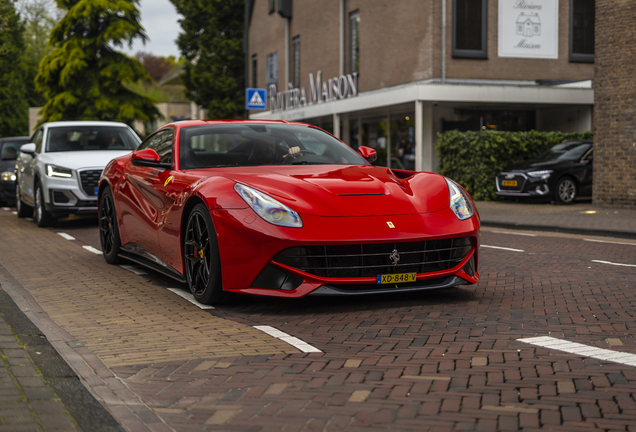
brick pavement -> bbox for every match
[2,208,636,430]
[0,304,79,432]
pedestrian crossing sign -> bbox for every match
[246,88,267,110]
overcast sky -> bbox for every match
[122,0,183,58]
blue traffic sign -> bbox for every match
[246,88,267,110]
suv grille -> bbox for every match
[497,173,526,192]
[274,237,473,278]
[79,170,102,197]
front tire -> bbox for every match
[33,183,53,226]
[555,177,577,204]
[184,204,225,305]
[99,187,123,264]
[16,182,33,218]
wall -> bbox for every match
[593,0,636,208]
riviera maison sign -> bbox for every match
[268,70,359,112]
[498,0,559,59]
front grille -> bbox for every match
[79,170,102,196]
[497,173,526,192]
[274,237,473,278]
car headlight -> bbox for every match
[445,178,474,221]
[234,183,303,228]
[527,170,552,180]
[1,171,16,182]
[46,164,73,178]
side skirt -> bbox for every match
[119,243,186,284]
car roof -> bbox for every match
[0,136,29,143]
[42,121,131,128]
[162,119,312,129]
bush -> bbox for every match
[436,130,593,201]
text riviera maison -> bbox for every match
[269,70,359,112]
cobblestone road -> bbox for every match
[1,208,636,431]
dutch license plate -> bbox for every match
[94,187,99,196]
[502,180,517,187]
[376,272,417,285]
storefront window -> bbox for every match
[349,11,360,73]
[452,0,487,59]
[570,0,595,63]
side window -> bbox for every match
[139,129,174,165]
[32,129,43,153]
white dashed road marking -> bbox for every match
[481,245,525,253]
[254,325,322,353]
[585,239,636,246]
[119,264,147,275]
[82,245,103,255]
[591,260,636,268]
[1,207,10,211]
[491,231,537,237]
[57,232,76,241]
[518,336,636,367]
[166,288,214,310]
[11,211,17,215]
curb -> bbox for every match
[481,221,636,240]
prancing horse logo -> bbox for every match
[389,249,400,266]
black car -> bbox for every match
[496,140,593,204]
[0,137,29,206]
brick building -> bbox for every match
[246,0,595,172]
[593,0,636,208]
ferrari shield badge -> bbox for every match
[386,221,395,228]
[164,176,174,187]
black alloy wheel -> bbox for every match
[34,182,53,227]
[15,182,32,218]
[184,204,224,305]
[99,187,123,264]
[555,177,577,204]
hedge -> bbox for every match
[436,130,593,201]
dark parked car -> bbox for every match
[0,137,29,206]
[496,140,593,204]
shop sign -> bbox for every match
[498,0,559,59]
[268,70,359,112]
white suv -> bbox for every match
[16,121,141,226]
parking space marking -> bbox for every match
[481,244,525,252]
[1,207,10,211]
[254,325,322,353]
[166,288,214,310]
[518,336,636,367]
[57,232,76,241]
[82,245,102,255]
[119,264,147,275]
[491,231,537,237]
[585,239,636,246]
[591,259,636,268]
[11,211,17,215]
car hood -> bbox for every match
[504,159,572,172]
[218,165,451,217]
[40,150,133,171]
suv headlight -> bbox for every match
[234,183,303,228]
[445,178,474,221]
[527,170,552,180]
[1,171,16,182]
[46,164,73,178]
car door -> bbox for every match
[578,148,594,196]
[19,128,43,206]
[119,128,175,260]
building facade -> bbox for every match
[246,0,594,172]
[593,0,636,208]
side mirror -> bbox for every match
[131,148,172,169]
[19,143,36,157]
[358,146,377,163]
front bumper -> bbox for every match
[496,173,551,197]
[42,168,101,215]
[213,207,481,298]
[0,180,16,203]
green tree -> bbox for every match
[0,0,29,136]
[35,0,159,124]
[171,0,244,119]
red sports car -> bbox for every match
[98,120,480,304]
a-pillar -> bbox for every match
[415,101,434,172]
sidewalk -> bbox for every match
[475,200,636,239]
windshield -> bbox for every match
[179,124,367,169]
[0,141,27,160]
[45,126,139,153]
[534,142,592,162]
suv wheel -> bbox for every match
[555,177,577,204]
[34,183,54,227]
[16,183,33,218]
